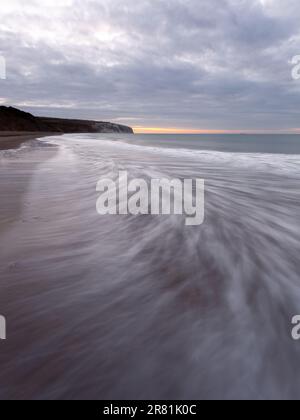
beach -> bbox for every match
[0,132,56,151]
[0,133,300,399]
[1,0,300,402]
[0,135,58,234]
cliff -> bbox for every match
[0,106,134,134]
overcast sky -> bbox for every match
[1,0,300,132]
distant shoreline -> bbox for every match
[0,106,134,138]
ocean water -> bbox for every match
[0,133,300,400]
[122,133,300,154]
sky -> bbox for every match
[0,0,300,133]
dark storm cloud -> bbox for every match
[0,0,300,130]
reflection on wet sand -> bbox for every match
[0,135,300,400]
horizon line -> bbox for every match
[132,126,300,135]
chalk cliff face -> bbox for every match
[39,116,134,134]
[0,106,134,134]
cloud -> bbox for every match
[0,0,300,130]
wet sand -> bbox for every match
[0,136,58,234]
[0,135,300,399]
[0,132,55,151]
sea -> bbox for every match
[0,133,300,399]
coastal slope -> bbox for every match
[0,106,134,134]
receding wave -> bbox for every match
[0,134,300,400]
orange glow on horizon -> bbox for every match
[133,127,240,134]
[133,126,300,134]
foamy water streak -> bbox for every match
[0,134,300,400]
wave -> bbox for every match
[1,134,300,399]
[45,134,300,176]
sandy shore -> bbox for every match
[0,132,56,151]
[0,136,58,234]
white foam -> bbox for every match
[46,134,300,176]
